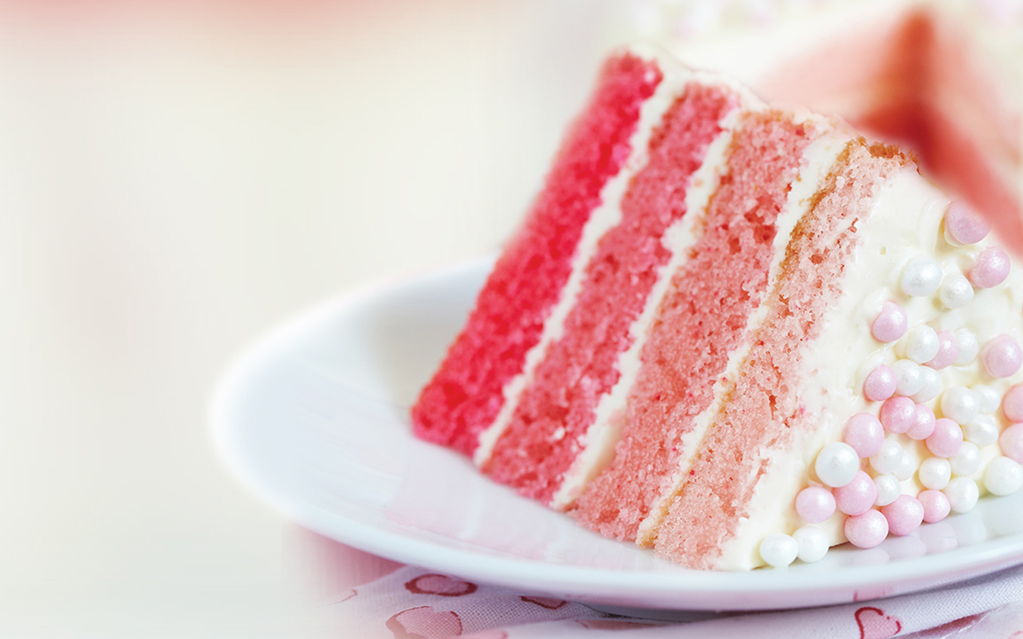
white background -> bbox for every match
[0,1,613,635]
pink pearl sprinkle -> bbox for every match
[843,413,885,458]
[882,494,925,536]
[834,471,878,516]
[1004,385,1023,422]
[795,486,836,523]
[879,396,916,434]
[872,301,908,343]
[969,247,1010,289]
[925,331,958,370]
[982,335,1023,379]
[918,490,951,523]
[926,418,964,458]
[844,509,889,549]
[906,403,936,440]
[999,423,1023,463]
[864,365,897,402]
[945,200,991,245]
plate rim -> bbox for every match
[210,257,1023,611]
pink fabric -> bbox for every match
[321,540,1023,639]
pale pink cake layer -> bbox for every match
[485,84,739,503]
[571,112,817,541]
[653,142,909,568]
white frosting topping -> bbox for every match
[724,167,1023,568]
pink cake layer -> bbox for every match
[653,142,909,568]
[484,83,739,503]
[572,111,817,541]
[411,53,661,455]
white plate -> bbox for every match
[212,257,1023,613]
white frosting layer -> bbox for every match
[632,127,851,545]
[550,98,747,510]
[720,167,1023,570]
[473,56,693,468]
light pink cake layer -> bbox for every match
[485,83,739,503]
[571,111,817,541]
[652,142,910,568]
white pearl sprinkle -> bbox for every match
[955,328,980,365]
[911,366,943,403]
[792,526,829,563]
[870,440,904,475]
[964,415,999,447]
[759,533,799,568]
[984,456,1023,496]
[971,384,1000,414]
[874,474,902,506]
[919,456,952,490]
[891,359,924,397]
[893,449,917,481]
[940,386,980,426]
[903,325,940,364]
[939,273,975,309]
[950,442,982,476]
[815,442,860,487]
[944,477,980,513]
[900,256,943,296]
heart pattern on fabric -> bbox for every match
[855,606,902,639]
[520,596,567,610]
[405,574,479,597]
[386,606,462,639]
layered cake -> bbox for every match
[604,0,1023,253]
[411,47,1023,569]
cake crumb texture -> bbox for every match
[411,53,661,455]
[652,142,907,568]
[572,111,815,541]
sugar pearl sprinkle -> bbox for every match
[845,509,889,549]
[982,335,1023,379]
[940,386,980,426]
[891,359,924,396]
[873,474,901,507]
[872,301,908,342]
[759,533,798,568]
[795,486,836,524]
[939,272,974,309]
[772,199,1023,566]
[842,413,884,457]
[926,331,958,369]
[900,256,942,297]
[815,443,860,488]
[912,366,944,403]
[970,247,1010,288]
[882,494,924,536]
[918,457,952,490]
[863,365,897,402]
[903,325,939,364]
[1004,384,1023,422]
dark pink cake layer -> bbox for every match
[652,143,908,568]
[572,111,816,542]
[411,53,661,455]
[484,84,739,503]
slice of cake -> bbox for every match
[603,0,1023,254]
[412,46,1023,570]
